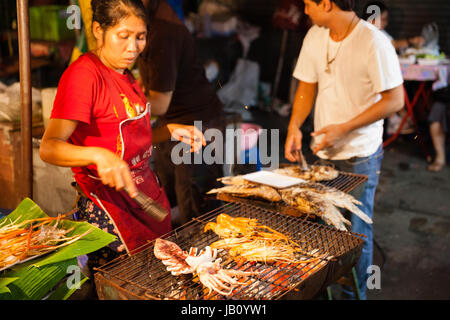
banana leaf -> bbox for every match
[46,273,89,300]
[0,277,18,294]
[0,198,117,299]
[0,198,117,269]
[0,258,83,300]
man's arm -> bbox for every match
[284,80,317,162]
[147,90,173,116]
[312,84,404,154]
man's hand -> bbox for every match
[311,123,348,155]
[167,123,207,153]
[284,125,303,162]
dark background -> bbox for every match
[0,0,449,101]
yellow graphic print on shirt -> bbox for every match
[116,134,123,157]
[115,94,145,156]
[121,94,138,118]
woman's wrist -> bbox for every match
[89,147,107,166]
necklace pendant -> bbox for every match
[325,65,331,73]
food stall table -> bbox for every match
[383,63,450,160]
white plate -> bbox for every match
[398,56,416,65]
[242,171,306,189]
[417,58,441,66]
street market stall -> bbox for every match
[92,164,367,300]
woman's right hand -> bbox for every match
[284,124,303,162]
[93,148,138,198]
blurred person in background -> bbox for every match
[362,1,424,51]
[138,0,225,228]
[427,88,449,172]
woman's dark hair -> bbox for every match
[146,0,161,19]
[311,0,355,11]
[91,0,148,31]
[362,1,388,21]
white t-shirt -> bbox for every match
[381,29,394,42]
[293,20,403,160]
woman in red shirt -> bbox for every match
[39,0,205,270]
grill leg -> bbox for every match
[326,287,333,300]
[351,267,362,300]
[328,267,362,300]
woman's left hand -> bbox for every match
[167,123,207,153]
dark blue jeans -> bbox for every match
[319,144,384,299]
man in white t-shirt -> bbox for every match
[284,0,404,299]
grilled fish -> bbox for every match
[217,176,253,186]
[207,184,282,202]
[280,188,350,231]
[274,165,339,182]
[295,182,372,224]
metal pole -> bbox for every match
[17,0,33,200]
[271,29,289,113]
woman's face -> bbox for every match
[94,15,147,72]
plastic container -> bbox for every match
[398,55,416,65]
[240,123,263,170]
[417,58,441,66]
[29,6,75,42]
[240,123,262,151]
[41,87,57,129]
[29,6,42,40]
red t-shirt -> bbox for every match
[51,53,149,175]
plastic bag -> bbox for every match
[421,22,440,56]
[217,58,260,107]
[0,82,42,122]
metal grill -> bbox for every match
[320,171,368,194]
[94,202,364,300]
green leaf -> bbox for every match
[46,274,89,300]
[0,197,47,225]
[0,277,19,294]
[1,198,117,270]
[31,220,117,268]
[0,198,117,300]
[0,287,11,294]
[0,277,19,288]
[0,258,78,300]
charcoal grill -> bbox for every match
[94,201,364,300]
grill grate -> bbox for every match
[320,172,368,194]
[94,202,364,300]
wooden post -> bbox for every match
[271,29,289,113]
[16,0,33,200]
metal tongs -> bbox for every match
[126,188,169,222]
[296,149,309,171]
